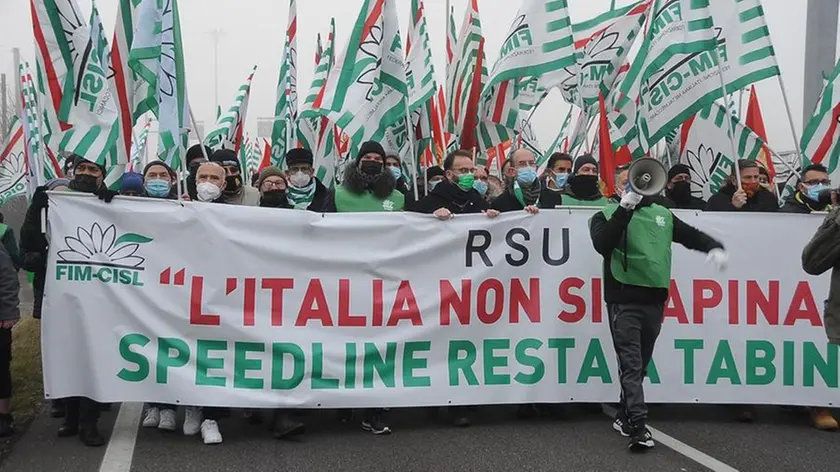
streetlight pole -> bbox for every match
[804,0,839,126]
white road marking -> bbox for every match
[99,402,143,472]
[602,405,739,472]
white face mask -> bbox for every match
[289,171,311,188]
[196,182,222,202]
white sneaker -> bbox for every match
[142,407,160,428]
[183,407,202,436]
[200,419,222,445]
[158,409,176,431]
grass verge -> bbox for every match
[11,316,43,424]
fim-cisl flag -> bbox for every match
[480,0,576,140]
[632,0,719,152]
[129,0,191,170]
[205,66,258,153]
[270,0,298,167]
[48,0,121,173]
[576,1,650,108]
[801,58,840,182]
[313,0,409,147]
[0,116,28,206]
[680,101,766,200]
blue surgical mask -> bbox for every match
[554,172,569,188]
[807,184,827,202]
[473,180,488,196]
[517,167,538,185]
[389,166,402,180]
[144,179,171,198]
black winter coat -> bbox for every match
[705,184,778,212]
[413,180,488,215]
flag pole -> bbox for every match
[403,107,420,199]
[715,60,742,189]
[187,105,212,201]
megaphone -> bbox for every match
[627,158,668,196]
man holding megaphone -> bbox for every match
[588,158,729,452]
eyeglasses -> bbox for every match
[804,179,831,186]
[262,181,286,189]
[453,168,475,175]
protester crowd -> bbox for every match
[0,140,834,448]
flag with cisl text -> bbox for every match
[42,193,839,408]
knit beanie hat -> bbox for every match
[668,164,691,181]
[285,148,314,168]
[72,156,107,176]
[120,172,144,194]
[355,141,386,164]
[257,166,287,189]
[143,160,177,180]
[426,166,445,181]
[573,154,599,174]
[210,149,240,170]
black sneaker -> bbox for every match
[361,416,392,435]
[0,413,14,437]
[612,412,631,437]
[628,426,655,452]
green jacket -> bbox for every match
[802,208,840,344]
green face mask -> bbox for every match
[457,173,475,191]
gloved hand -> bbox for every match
[705,248,728,272]
[96,188,119,203]
[619,191,643,210]
[32,186,49,211]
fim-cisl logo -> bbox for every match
[56,223,153,286]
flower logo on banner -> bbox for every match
[57,223,153,269]
[685,144,717,199]
[0,150,27,200]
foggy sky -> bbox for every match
[0,0,828,153]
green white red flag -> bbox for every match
[445,0,484,141]
[270,0,298,167]
[312,0,409,149]
[205,66,258,153]
[801,58,840,181]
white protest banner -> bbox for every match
[43,193,836,408]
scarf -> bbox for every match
[513,180,541,207]
[287,180,317,210]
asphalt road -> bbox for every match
[1,402,840,472]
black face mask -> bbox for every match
[224,175,242,194]
[668,181,692,204]
[569,175,600,198]
[70,174,100,194]
[260,190,288,208]
[360,161,383,176]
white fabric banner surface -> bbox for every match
[42,193,836,408]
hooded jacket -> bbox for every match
[414,179,488,215]
[706,183,779,212]
[802,208,840,344]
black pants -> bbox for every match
[64,397,100,426]
[0,328,11,399]
[608,303,664,427]
[203,407,228,421]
